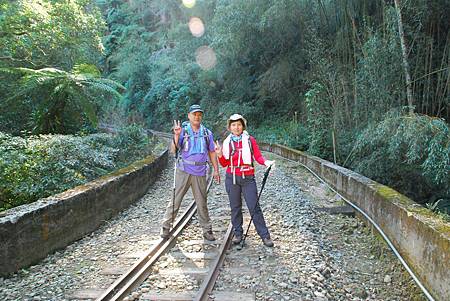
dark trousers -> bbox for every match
[225,173,270,239]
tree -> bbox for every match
[2,64,125,134]
[0,0,105,70]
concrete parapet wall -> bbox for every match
[260,143,449,301]
[0,150,168,276]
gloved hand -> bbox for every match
[264,160,275,168]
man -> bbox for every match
[160,104,220,241]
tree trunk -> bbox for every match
[393,0,414,114]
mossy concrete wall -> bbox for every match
[260,143,449,301]
[0,150,168,276]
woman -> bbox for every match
[214,114,275,247]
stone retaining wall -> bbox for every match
[0,150,168,276]
[260,143,449,301]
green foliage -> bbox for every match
[0,132,84,210]
[211,0,307,123]
[253,120,309,150]
[1,64,125,134]
[99,0,220,129]
[304,83,333,160]
[355,12,405,124]
[142,78,197,128]
[0,125,157,211]
[0,0,107,135]
[426,199,450,217]
[0,0,105,70]
[349,110,450,204]
[114,124,154,162]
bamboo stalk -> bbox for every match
[332,127,337,164]
[422,35,430,115]
[348,4,358,127]
[394,0,415,113]
[413,35,422,112]
[427,27,434,116]
[435,35,449,118]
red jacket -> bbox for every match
[218,136,266,176]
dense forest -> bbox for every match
[0,0,449,213]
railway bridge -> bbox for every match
[0,133,448,301]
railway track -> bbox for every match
[93,174,241,301]
[88,149,258,301]
[84,127,248,300]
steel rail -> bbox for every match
[279,155,436,301]
[194,223,233,301]
[96,174,214,301]
[95,200,197,301]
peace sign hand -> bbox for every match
[214,140,223,157]
[173,120,181,136]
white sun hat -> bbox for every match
[227,114,247,129]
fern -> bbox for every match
[0,65,125,134]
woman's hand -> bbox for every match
[264,160,275,168]
[214,140,223,157]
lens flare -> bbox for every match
[195,46,217,71]
[189,17,205,37]
[182,0,196,8]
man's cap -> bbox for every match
[189,104,204,113]
[227,113,247,129]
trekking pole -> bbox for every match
[171,137,179,230]
[239,165,272,249]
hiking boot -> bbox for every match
[232,234,242,245]
[262,237,274,247]
[160,227,170,238]
[203,230,215,241]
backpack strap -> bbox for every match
[203,127,210,147]
[248,136,254,167]
[181,123,189,151]
[180,122,211,155]
[229,139,235,184]
[229,139,236,156]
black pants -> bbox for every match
[225,173,270,239]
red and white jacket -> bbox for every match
[218,134,267,177]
